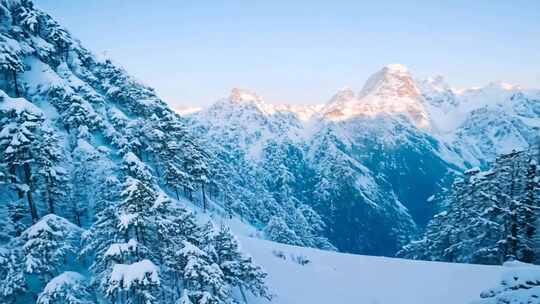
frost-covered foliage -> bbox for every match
[37,271,93,304]
[472,261,540,304]
[399,149,540,265]
[0,1,269,303]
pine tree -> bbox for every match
[35,126,68,215]
[36,271,94,304]
[15,1,41,34]
[7,199,28,238]
[46,21,71,60]
[214,225,271,300]
[0,248,27,304]
[0,43,24,97]
[175,241,228,304]
[264,216,301,246]
[516,156,539,263]
[18,214,82,282]
[400,149,540,265]
[0,108,43,222]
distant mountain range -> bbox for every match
[185,64,540,254]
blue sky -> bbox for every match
[35,0,540,107]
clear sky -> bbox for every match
[35,0,540,107]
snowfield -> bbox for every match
[239,237,503,304]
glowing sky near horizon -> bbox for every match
[35,0,540,107]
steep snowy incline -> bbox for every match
[239,236,503,304]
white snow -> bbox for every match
[104,239,139,258]
[238,236,504,304]
[174,106,203,116]
[0,91,43,115]
[23,214,81,238]
[39,271,86,295]
[109,259,159,289]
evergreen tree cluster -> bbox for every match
[398,148,540,265]
[0,1,270,303]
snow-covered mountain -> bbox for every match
[188,64,540,256]
[322,64,430,128]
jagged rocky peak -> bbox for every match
[329,86,355,103]
[360,63,421,99]
[322,64,430,128]
[229,87,263,103]
[202,87,279,119]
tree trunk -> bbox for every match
[23,163,38,222]
[175,187,179,200]
[9,165,24,199]
[12,70,19,97]
[202,183,207,212]
[73,205,81,226]
[239,285,248,304]
[46,174,55,214]
[47,192,55,214]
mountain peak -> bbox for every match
[384,63,409,73]
[229,88,262,103]
[322,64,429,127]
[360,64,420,99]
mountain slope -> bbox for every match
[238,236,503,304]
[0,1,274,303]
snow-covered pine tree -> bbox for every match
[516,154,540,263]
[85,155,162,303]
[175,240,228,304]
[0,248,27,303]
[17,214,82,283]
[264,216,301,246]
[0,105,43,222]
[13,0,41,34]
[36,271,94,304]
[0,43,24,97]
[400,149,540,265]
[34,126,68,215]
[213,225,271,301]
[6,199,28,238]
[182,142,210,209]
[45,21,71,61]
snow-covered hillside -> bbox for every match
[238,236,504,304]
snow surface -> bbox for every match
[238,236,503,304]
[109,259,160,289]
[39,271,86,295]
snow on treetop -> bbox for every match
[104,239,139,257]
[180,241,206,257]
[0,91,43,115]
[40,271,87,295]
[22,214,81,238]
[118,212,138,230]
[109,259,159,289]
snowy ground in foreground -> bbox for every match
[238,237,504,304]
